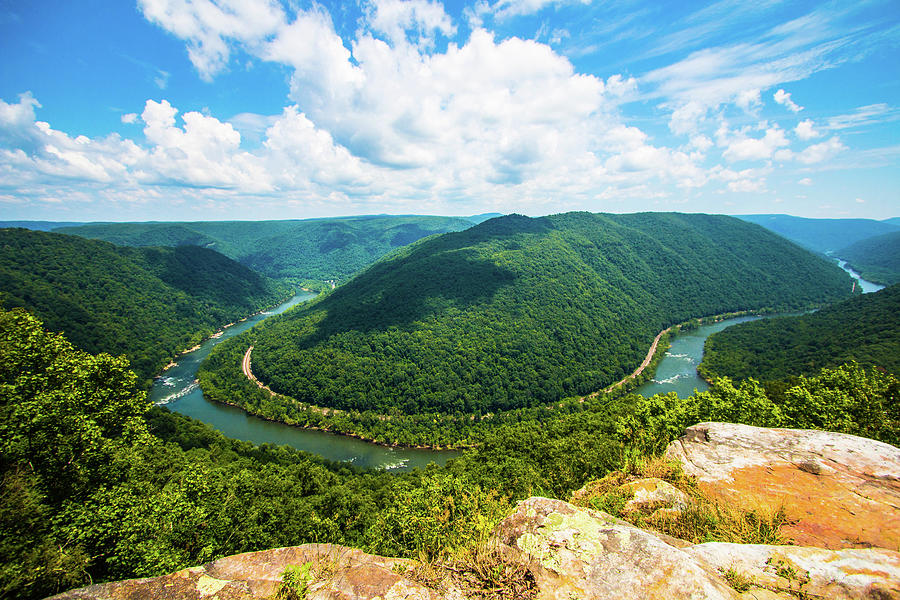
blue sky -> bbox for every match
[1,0,898,221]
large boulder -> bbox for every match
[495,496,900,600]
[48,544,444,600]
[494,496,741,599]
[665,422,900,549]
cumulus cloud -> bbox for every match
[798,177,812,185]
[720,126,789,162]
[773,88,802,112]
[796,136,846,164]
[794,118,819,140]
[4,1,886,218]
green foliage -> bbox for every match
[615,363,898,450]
[364,470,511,559]
[0,228,288,383]
[274,563,313,600]
[57,215,479,282]
[701,284,900,382]
[207,212,850,439]
[838,231,900,285]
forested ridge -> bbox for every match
[3,307,897,599]
[838,231,900,285]
[210,212,853,426]
[700,283,900,382]
[737,213,900,254]
[56,215,481,284]
[0,228,288,384]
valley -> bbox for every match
[2,212,898,600]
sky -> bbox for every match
[0,0,898,222]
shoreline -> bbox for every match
[158,291,299,374]
[202,304,807,452]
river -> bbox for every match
[149,292,459,471]
[636,261,884,398]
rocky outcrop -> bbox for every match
[494,496,742,599]
[665,422,900,549]
[49,544,443,600]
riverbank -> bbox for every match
[159,291,300,373]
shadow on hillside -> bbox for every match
[294,247,518,348]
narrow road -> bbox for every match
[595,326,671,396]
[242,345,269,390]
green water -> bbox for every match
[635,316,765,398]
[637,260,881,398]
[149,292,459,470]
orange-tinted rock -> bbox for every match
[665,422,900,549]
[48,544,444,600]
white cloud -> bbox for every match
[827,103,899,130]
[721,126,789,162]
[736,89,761,112]
[798,177,812,185]
[365,0,456,48]
[796,136,846,164]
[121,113,138,124]
[794,118,819,140]
[773,88,802,112]
[138,0,286,80]
[855,197,865,203]
[491,0,591,20]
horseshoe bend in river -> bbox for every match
[151,260,881,471]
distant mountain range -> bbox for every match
[736,214,900,254]
[52,215,494,282]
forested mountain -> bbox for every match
[0,228,288,383]
[227,212,852,419]
[56,215,483,283]
[737,214,899,254]
[700,284,900,382]
[837,231,900,285]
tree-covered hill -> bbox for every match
[837,231,900,286]
[700,284,900,382]
[56,215,483,283]
[231,212,853,417]
[0,228,288,383]
[737,214,899,254]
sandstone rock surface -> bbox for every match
[495,496,742,600]
[685,542,900,600]
[665,422,900,549]
[49,544,443,600]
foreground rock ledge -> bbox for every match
[49,544,440,600]
[665,422,900,549]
